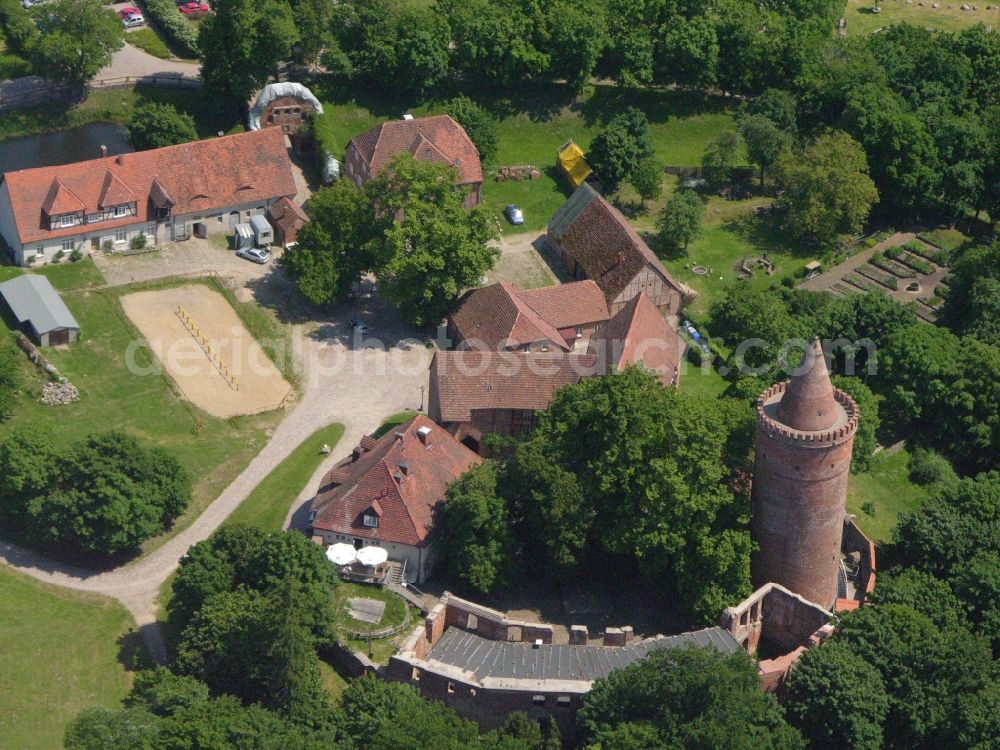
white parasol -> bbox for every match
[326,543,357,566]
[356,546,388,567]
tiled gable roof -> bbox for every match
[450,281,611,351]
[98,170,137,209]
[41,179,85,215]
[449,282,570,352]
[429,350,598,423]
[591,292,681,386]
[311,415,481,547]
[267,196,308,237]
[514,280,610,330]
[2,128,296,245]
[349,115,483,186]
[549,184,683,302]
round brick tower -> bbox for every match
[750,338,859,609]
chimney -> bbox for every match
[398,460,410,476]
[616,251,625,267]
[100,145,108,157]
[116,154,125,166]
[416,426,432,446]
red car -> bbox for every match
[178,1,209,13]
[117,6,141,17]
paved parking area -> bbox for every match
[92,235,275,287]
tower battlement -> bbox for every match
[756,383,859,447]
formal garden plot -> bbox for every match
[120,284,292,418]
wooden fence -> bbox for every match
[0,73,200,112]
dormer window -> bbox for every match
[363,514,378,528]
[113,205,127,218]
[58,215,75,228]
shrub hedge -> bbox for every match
[143,0,198,58]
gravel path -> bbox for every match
[0,270,431,661]
[95,43,200,84]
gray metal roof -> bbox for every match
[250,214,272,233]
[0,274,79,335]
[427,626,740,684]
[547,182,598,238]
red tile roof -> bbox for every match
[449,282,569,352]
[1,128,296,245]
[449,281,610,352]
[311,415,481,547]
[429,350,598,423]
[515,281,609,331]
[591,292,682,386]
[550,185,683,303]
[266,196,308,239]
[349,115,483,186]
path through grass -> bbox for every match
[0,569,135,750]
[0,281,285,560]
[226,423,345,530]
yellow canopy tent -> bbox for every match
[557,140,592,188]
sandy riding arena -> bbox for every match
[120,284,292,418]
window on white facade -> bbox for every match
[59,215,75,228]
[62,239,74,251]
[363,514,378,528]
[113,205,127,218]
[146,224,155,236]
[34,246,44,260]
[115,230,127,242]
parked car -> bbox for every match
[236,247,270,264]
[117,6,141,17]
[122,13,144,26]
[178,2,209,13]
[504,204,524,225]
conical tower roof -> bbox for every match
[776,338,840,432]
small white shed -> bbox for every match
[234,223,255,251]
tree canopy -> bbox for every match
[578,646,804,749]
[656,189,704,255]
[29,0,123,85]
[127,103,198,151]
[0,429,189,555]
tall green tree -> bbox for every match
[738,114,790,187]
[126,103,198,151]
[776,130,878,244]
[588,108,652,193]
[446,96,499,165]
[25,431,189,555]
[578,646,804,749]
[656,189,703,254]
[701,130,742,188]
[831,375,879,472]
[628,157,663,207]
[785,641,889,750]
[371,155,499,326]
[280,180,375,306]
[29,0,123,86]
[437,461,514,594]
[198,0,297,115]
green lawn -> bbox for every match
[371,411,419,439]
[127,29,171,60]
[0,84,242,143]
[0,568,135,750]
[334,582,418,663]
[33,258,106,290]
[313,82,738,232]
[0,281,285,560]
[847,449,928,543]
[845,0,1000,34]
[917,227,970,253]
[318,659,350,705]
[226,423,345,530]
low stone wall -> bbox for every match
[322,641,377,678]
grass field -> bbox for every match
[0,279,286,561]
[845,0,1000,34]
[371,411,419,439]
[0,569,135,750]
[847,449,928,543]
[313,82,738,232]
[127,29,171,60]
[0,84,242,143]
[318,659,350,705]
[226,424,345,530]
